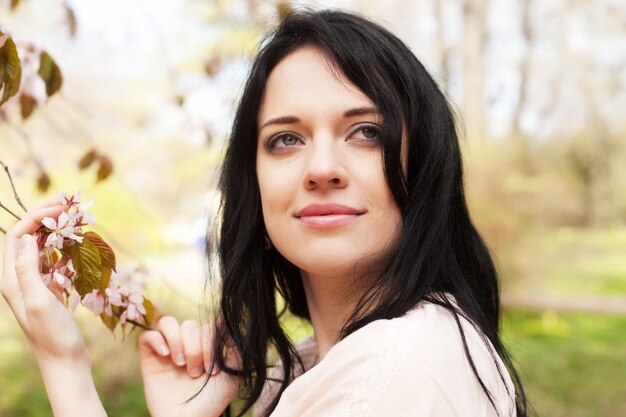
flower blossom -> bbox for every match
[82,289,105,316]
[41,265,72,289]
[41,211,83,249]
[103,273,147,323]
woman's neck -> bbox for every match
[300,271,365,362]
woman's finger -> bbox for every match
[181,320,204,378]
[15,234,58,312]
[138,330,171,358]
[201,324,220,375]
[30,197,65,211]
[157,316,186,367]
[6,205,65,239]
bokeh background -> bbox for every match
[1,0,625,416]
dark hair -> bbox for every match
[205,8,529,417]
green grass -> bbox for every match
[1,310,624,416]
[503,310,626,417]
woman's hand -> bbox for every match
[1,198,107,417]
[1,198,89,364]
[139,316,241,417]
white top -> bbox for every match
[254,296,516,417]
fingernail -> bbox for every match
[175,353,186,366]
[191,366,203,377]
[160,345,170,356]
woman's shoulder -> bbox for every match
[259,295,517,417]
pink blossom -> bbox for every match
[82,290,105,316]
[42,212,83,249]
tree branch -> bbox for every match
[0,159,28,213]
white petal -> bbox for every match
[69,234,84,243]
[80,201,95,210]
[41,217,57,230]
[53,271,66,286]
[67,259,75,273]
[58,211,69,228]
[45,233,58,248]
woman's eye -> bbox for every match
[265,133,302,151]
[351,124,381,141]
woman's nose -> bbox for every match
[303,138,348,190]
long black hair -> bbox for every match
[206,8,529,417]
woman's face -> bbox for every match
[256,46,402,279]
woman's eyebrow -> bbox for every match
[259,107,381,130]
[259,115,299,130]
[343,106,380,118]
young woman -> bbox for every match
[1,9,528,417]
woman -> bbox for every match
[1,9,528,417]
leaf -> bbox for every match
[143,298,156,327]
[203,56,221,77]
[0,32,22,106]
[71,238,102,296]
[38,51,63,97]
[65,4,78,37]
[96,155,113,182]
[100,266,112,292]
[78,149,97,170]
[100,310,120,332]
[83,231,116,271]
[276,1,294,22]
[20,93,37,119]
[36,171,50,192]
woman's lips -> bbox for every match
[295,203,365,229]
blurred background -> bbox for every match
[0,0,624,416]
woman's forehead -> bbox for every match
[257,47,377,126]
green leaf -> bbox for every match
[38,51,63,97]
[71,238,102,296]
[83,231,116,271]
[0,32,22,106]
[78,149,97,170]
[100,266,112,292]
[143,298,156,327]
[100,309,120,332]
[20,93,36,119]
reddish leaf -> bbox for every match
[38,51,63,97]
[0,32,22,106]
[20,93,36,119]
[83,231,116,271]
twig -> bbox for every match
[111,310,154,331]
[0,202,21,220]
[0,226,6,234]
[0,159,28,212]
